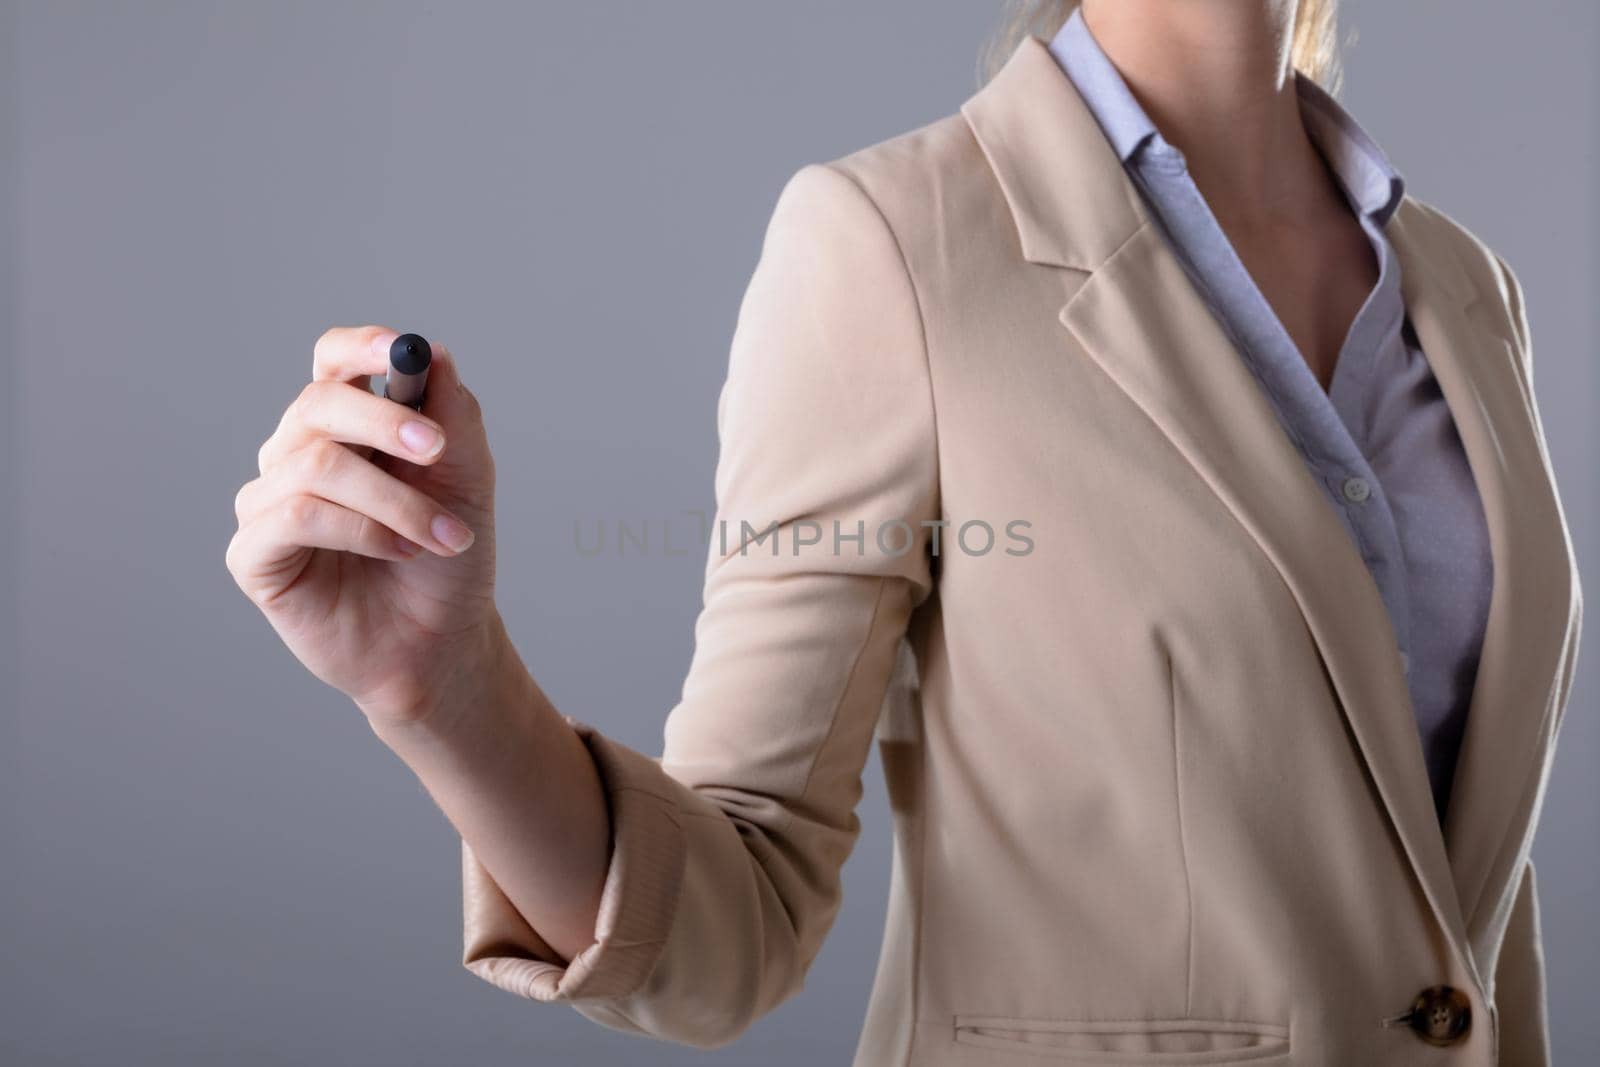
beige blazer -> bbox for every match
[458,36,1583,1067]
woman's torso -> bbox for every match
[844,35,1579,1066]
[1048,6,1495,826]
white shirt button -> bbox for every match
[1342,476,1371,503]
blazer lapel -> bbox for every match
[962,36,1483,984]
[1386,206,1582,958]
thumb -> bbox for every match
[419,344,489,457]
[416,341,480,431]
[402,341,495,509]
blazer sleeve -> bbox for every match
[1492,857,1551,1066]
[458,161,939,1049]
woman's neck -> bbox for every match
[1078,0,1330,225]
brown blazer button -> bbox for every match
[1404,985,1472,1046]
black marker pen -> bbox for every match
[383,333,432,411]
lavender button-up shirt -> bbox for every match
[1049,8,1493,823]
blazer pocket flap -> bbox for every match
[953,1015,1291,1063]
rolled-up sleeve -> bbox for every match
[462,721,687,1004]
[459,160,939,1049]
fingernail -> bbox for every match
[393,533,424,558]
[399,420,444,458]
[431,514,475,553]
[371,332,398,357]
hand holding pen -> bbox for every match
[226,326,505,727]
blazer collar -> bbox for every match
[961,34,1148,272]
[961,33,1577,991]
[962,34,1472,296]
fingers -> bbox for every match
[245,438,476,556]
[232,327,481,595]
[226,494,426,604]
[258,376,448,474]
[281,327,470,474]
[313,324,400,384]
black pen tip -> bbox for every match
[389,333,432,374]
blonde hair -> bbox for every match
[979,0,1344,94]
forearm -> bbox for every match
[367,609,611,966]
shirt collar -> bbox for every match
[1047,5,1406,226]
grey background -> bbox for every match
[3,2,1594,1064]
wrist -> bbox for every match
[361,608,526,744]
